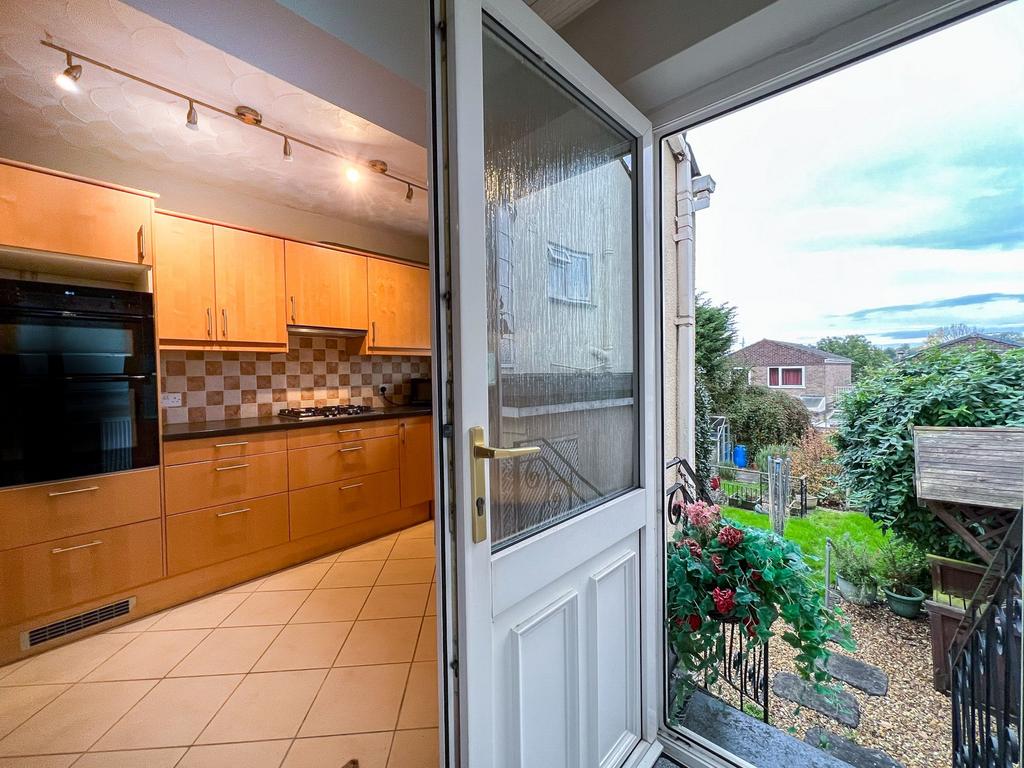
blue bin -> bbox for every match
[733,444,748,469]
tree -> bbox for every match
[924,323,982,347]
[727,385,811,454]
[694,293,743,412]
[816,334,891,380]
[833,347,1024,559]
[693,370,715,494]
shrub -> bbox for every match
[728,385,810,455]
[834,347,1024,559]
[694,371,716,495]
[877,537,928,594]
[832,533,877,586]
[790,430,844,507]
[755,443,793,473]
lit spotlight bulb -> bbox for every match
[55,53,82,92]
[345,166,360,183]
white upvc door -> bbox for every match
[429,2,660,767]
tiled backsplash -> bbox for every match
[160,334,431,424]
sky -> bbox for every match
[688,1,1024,348]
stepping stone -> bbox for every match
[824,653,889,696]
[773,672,860,728]
[806,728,906,768]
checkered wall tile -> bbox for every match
[160,334,431,424]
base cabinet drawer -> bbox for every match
[166,493,289,575]
[164,451,288,515]
[0,519,163,626]
[163,432,289,466]
[0,468,161,551]
[286,420,399,450]
[288,437,399,489]
[290,470,400,540]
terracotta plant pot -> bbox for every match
[836,573,877,605]
[883,585,926,618]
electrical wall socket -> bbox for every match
[160,392,183,407]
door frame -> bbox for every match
[426,0,661,766]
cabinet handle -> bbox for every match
[336,428,362,435]
[400,422,406,444]
[338,446,364,453]
[51,540,102,554]
[371,321,376,346]
[340,483,364,491]
[48,485,100,497]
[215,463,250,471]
[137,224,146,263]
[290,296,297,323]
[214,440,249,448]
[206,307,213,338]
[221,308,228,337]
[217,507,251,518]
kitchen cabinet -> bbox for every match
[0,160,154,266]
[367,259,431,353]
[163,451,288,516]
[287,436,400,489]
[399,416,434,508]
[285,241,368,330]
[153,214,216,342]
[289,469,401,540]
[214,226,287,346]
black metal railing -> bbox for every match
[949,510,1022,768]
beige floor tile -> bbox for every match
[387,539,434,561]
[258,563,331,592]
[310,551,341,565]
[318,560,385,589]
[290,588,370,624]
[0,680,154,756]
[0,661,29,682]
[334,619,421,667]
[168,626,281,677]
[398,521,434,540]
[397,662,438,730]
[336,537,397,562]
[425,584,437,617]
[0,755,79,767]
[105,613,165,633]
[221,590,311,627]
[148,593,247,631]
[0,635,137,687]
[252,622,353,673]
[73,747,186,767]
[197,670,326,744]
[282,732,393,768]
[177,739,291,768]
[387,728,439,768]
[84,630,210,681]
[359,585,430,620]
[0,685,69,739]
[91,675,242,751]
[300,664,409,737]
[414,616,437,663]
[223,577,268,594]
[376,559,435,586]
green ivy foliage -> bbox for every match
[694,370,716,492]
[833,347,1024,559]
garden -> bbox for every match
[671,332,1024,767]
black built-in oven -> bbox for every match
[0,278,159,488]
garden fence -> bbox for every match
[712,463,807,518]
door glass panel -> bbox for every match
[483,21,637,551]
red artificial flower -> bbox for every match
[687,614,702,632]
[682,538,702,559]
[712,587,736,615]
[710,476,721,491]
[673,616,685,629]
[710,554,724,574]
[717,526,745,549]
[749,569,763,582]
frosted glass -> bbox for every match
[483,25,638,551]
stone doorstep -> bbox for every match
[772,672,861,728]
[805,727,907,768]
[823,653,889,696]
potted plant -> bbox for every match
[832,533,878,605]
[666,501,852,713]
[878,537,928,618]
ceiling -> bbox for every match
[0,0,430,237]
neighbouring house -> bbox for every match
[914,333,1024,355]
[728,339,854,427]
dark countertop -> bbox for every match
[162,405,433,441]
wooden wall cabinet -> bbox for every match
[214,226,287,346]
[285,241,368,330]
[0,160,154,266]
[154,214,216,342]
[399,417,434,508]
[367,259,431,354]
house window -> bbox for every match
[768,366,804,387]
[547,243,592,304]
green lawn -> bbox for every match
[722,506,889,578]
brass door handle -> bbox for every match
[469,426,540,543]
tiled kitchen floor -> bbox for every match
[0,521,439,768]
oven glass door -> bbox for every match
[0,308,159,487]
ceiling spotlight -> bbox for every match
[345,166,360,183]
[185,99,198,131]
[282,136,293,162]
[405,184,414,203]
[55,52,82,92]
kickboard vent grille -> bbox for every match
[22,597,134,649]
